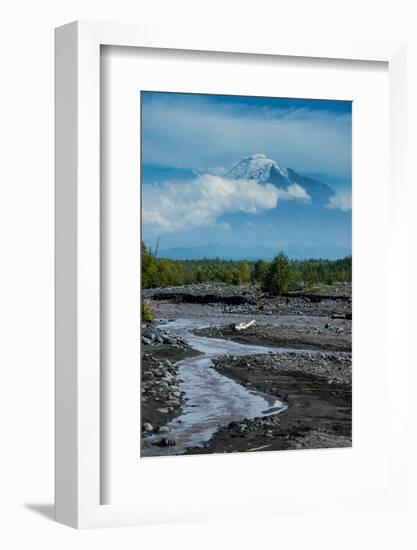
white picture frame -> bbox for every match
[55,20,407,529]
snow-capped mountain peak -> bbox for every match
[225,153,336,206]
[226,154,288,183]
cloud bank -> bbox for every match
[142,174,311,232]
[326,190,352,212]
[141,93,352,179]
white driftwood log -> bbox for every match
[232,319,255,332]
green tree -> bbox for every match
[252,259,268,283]
[231,268,242,285]
[141,244,352,290]
[262,252,294,295]
[305,265,318,289]
[195,267,205,283]
[239,261,251,283]
[141,241,158,288]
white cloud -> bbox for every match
[279,183,311,203]
[142,94,352,179]
[142,174,310,232]
[326,190,352,211]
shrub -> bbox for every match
[142,301,153,323]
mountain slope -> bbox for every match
[226,153,288,184]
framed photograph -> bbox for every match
[55,21,408,528]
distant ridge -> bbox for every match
[159,243,351,261]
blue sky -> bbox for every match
[141,91,351,182]
[141,91,352,259]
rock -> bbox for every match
[141,337,152,345]
[157,408,169,414]
[142,422,153,432]
[158,426,171,433]
[157,437,177,447]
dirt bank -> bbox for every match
[195,321,351,352]
[143,282,352,318]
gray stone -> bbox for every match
[158,426,170,433]
[142,422,153,432]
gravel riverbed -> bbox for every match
[141,322,200,444]
[141,282,352,455]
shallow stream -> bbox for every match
[142,318,291,456]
